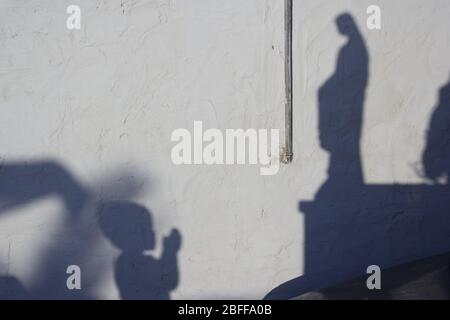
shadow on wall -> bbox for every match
[0,160,93,299]
[265,13,450,299]
[423,78,450,183]
[98,201,181,300]
[0,160,181,300]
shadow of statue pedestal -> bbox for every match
[265,184,450,300]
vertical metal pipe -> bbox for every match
[283,0,293,164]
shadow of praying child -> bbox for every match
[98,201,181,300]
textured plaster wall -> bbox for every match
[0,0,449,299]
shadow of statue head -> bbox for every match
[336,13,358,36]
[98,201,155,254]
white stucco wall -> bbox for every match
[0,0,449,299]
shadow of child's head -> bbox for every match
[98,201,155,253]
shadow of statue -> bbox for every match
[299,12,371,291]
[265,13,450,300]
[98,201,181,300]
[265,13,370,299]
[318,13,368,186]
